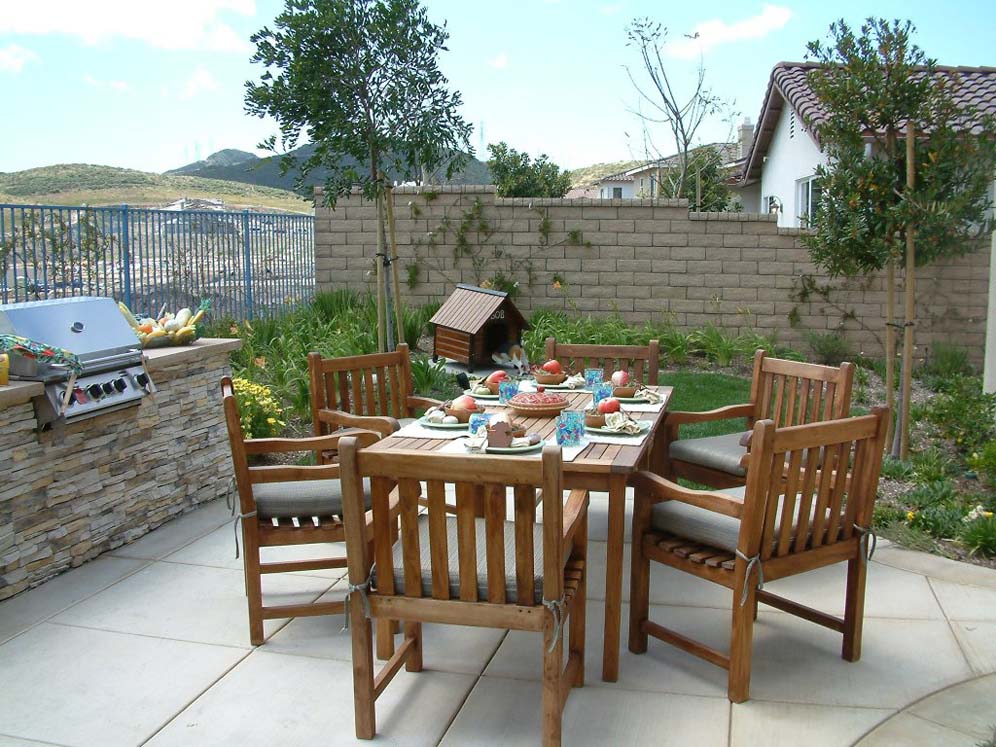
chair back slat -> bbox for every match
[513,485,537,607]
[783,376,798,427]
[340,447,561,607]
[376,366,389,419]
[797,378,812,426]
[399,478,423,598]
[484,485,508,604]
[752,353,854,428]
[351,369,365,416]
[389,365,403,419]
[545,338,660,386]
[426,480,450,599]
[739,409,888,562]
[455,483,479,601]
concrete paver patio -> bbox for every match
[1,493,994,746]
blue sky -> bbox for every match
[1,1,993,175]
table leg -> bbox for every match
[601,473,627,682]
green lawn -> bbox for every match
[659,370,752,439]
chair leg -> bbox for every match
[728,587,756,703]
[404,621,423,672]
[350,613,377,739]
[628,497,652,655]
[751,594,759,622]
[243,524,265,646]
[542,626,564,747]
[376,617,396,660]
[569,514,588,688]
[842,556,867,662]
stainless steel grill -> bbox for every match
[0,297,155,425]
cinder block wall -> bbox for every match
[315,186,989,363]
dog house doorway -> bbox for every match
[429,284,529,372]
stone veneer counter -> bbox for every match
[0,338,241,600]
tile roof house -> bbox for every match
[595,134,750,203]
[741,62,996,227]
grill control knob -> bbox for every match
[136,373,149,387]
[102,382,114,395]
[87,384,103,399]
[113,378,127,393]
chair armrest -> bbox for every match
[244,429,380,455]
[666,403,755,426]
[630,471,743,518]
[317,408,400,438]
[407,395,443,411]
[562,489,589,550]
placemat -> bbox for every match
[622,401,666,413]
[438,437,587,462]
[584,430,651,446]
[393,421,470,440]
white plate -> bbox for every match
[539,383,587,391]
[615,396,652,404]
[419,417,469,430]
[585,420,651,436]
[484,439,545,454]
[464,388,500,400]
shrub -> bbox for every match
[880,456,915,481]
[232,377,285,439]
[410,355,453,396]
[925,376,996,453]
[805,331,851,365]
[904,480,959,510]
[660,328,691,366]
[908,504,966,540]
[873,504,906,528]
[690,325,740,366]
[968,440,996,486]
[961,514,996,557]
[910,448,956,484]
[923,341,973,381]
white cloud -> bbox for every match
[83,74,129,92]
[0,0,255,53]
[600,3,623,15]
[489,52,509,70]
[0,44,38,73]
[180,67,220,99]
[667,4,792,59]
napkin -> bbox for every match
[462,433,534,452]
[562,374,586,389]
[603,411,644,434]
[634,387,663,403]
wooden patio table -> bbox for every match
[364,385,673,682]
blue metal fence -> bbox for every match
[0,203,315,320]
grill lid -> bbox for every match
[0,297,141,364]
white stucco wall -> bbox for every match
[738,183,761,213]
[597,181,635,198]
[759,104,827,227]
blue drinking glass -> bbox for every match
[584,368,603,389]
[498,379,519,404]
[468,412,493,436]
[592,382,614,407]
[556,410,584,447]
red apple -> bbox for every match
[597,397,621,414]
[541,359,562,374]
[452,395,479,411]
[610,369,630,387]
[485,370,508,384]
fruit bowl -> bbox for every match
[509,392,569,418]
[585,412,606,428]
[613,386,638,398]
[444,405,479,423]
[534,371,567,385]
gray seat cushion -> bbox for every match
[373,514,545,603]
[650,486,821,553]
[253,478,369,520]
[669,432,748,477]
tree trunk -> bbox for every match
[376,193,395,350]
[899,121,916,459]
[885,259,896,449]
[374,193,387,352]
[385,185,404,348]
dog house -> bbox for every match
[430,284,529,371]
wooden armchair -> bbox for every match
[308,343,442,449]
[338,442,589,746]
[664,350,855,488]
[221,377,397,646]
[544,337,659,385]
[629,407,889,702]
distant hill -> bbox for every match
[0,163,311,212]
[568,160,643,188]
[167,145,492,194]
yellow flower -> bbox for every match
[552,280,562,290]
[906,511,916,522]
[254,356,267,369]
[266,417,276,425]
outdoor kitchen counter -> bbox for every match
[0,336,243,601]
[0,380,45,409]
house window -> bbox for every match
[797,176,823,227]
[765,195,781,215]
[612,187,623,199]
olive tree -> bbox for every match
[246,0,472,350]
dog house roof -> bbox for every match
[429,284,529,335]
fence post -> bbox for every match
[120,204,132,309]
[242,210,254,320]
